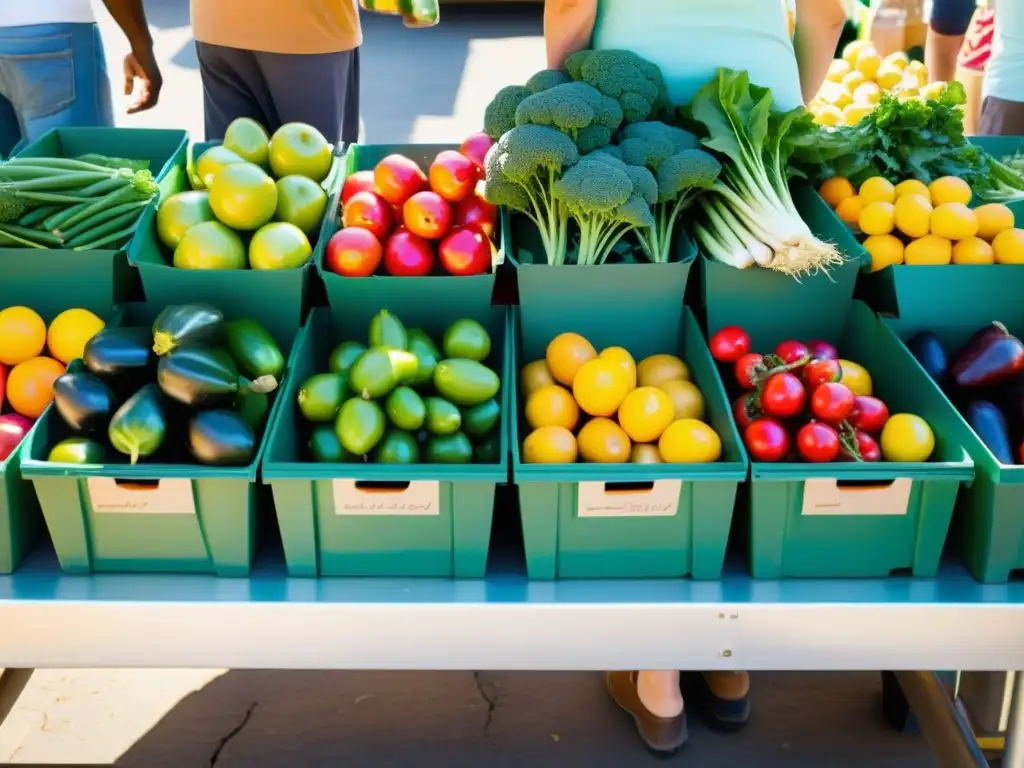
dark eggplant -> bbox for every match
[188,409,256,465]
[108,384,166,464]
[152,303,224,356]
[157,347,274,408]
[52,372,118,432]
[952,322,1024,388]
[907,331,949,384]
[965,401,1014,464]
[83,327,154,378]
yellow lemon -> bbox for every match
[895,179,931,202]
[814,106,844,127]
[853,82,882,105]
[523,426,577,464]
[859,201,896,235]
[577,417,631,463]
[843,103,874,125]
[818,177,855,209]
[659,379,705,421]
[658,419,722,464]
[573,358,630,417]
[856,51,882,80]
[920,80,947,101]
[842,70,866,91]
[546,332,596,387]
[952,237,995,265]
[525,385,579,431]
[895,88,920,102]
[818,81,849,106]
[863,234,904,272]
[860,176,896,206]
[599,346,637,390]
[929,176,973,206]
[993,229,1024,264]
[520,359,555,398]
[875,66,904,91]
[826,59,852,82]
[974,203,1015,241]
[839,360,873,396]
[880,414,935,462]
[835,195,863,227]
[931,203,979,240]
[637,354,689,388]
[630,444,663,464]
[617,386,675,443]
[904,234,953,265]
[894,194,933,238]
[45,308,105,365]
[883,51,910,71]
[907,60,928,78]
[843,40,873,67]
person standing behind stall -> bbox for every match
[543,0,846,756]
[926,0,978,83]
[981,0,1024,135]
[0,0,161,156]
[190,0,361,144]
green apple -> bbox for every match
[194,145,244,190]
[156,190,215,250]
[275,175,328,235]
[268,122,333,182]
[249,222,312,270]
[223,117,270,169]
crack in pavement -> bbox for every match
[473,672,497,736]
[209,702,257,766]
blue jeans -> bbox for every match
[0,23,113,157]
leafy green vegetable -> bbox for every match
[76,154,150,172]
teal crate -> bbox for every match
[316,143,501,316]
[19,301,300,576]
[261,300,510,578]
[747,301,974,579]
[511,305,748,580]
[881,288,1024,583]
[701,184,866,348]
[2,127,189,306]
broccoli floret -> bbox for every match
[567,49,669,125]
[481,124,579,265]
[526,68,573,94]
[615,194,657,229]
[514,82,623,152]
[622,122,701,153]
[591,143,623,161]
[624,164,658,206]
[618,136,675,173]
[483,85,532,140]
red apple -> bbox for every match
[391,204,404,226]
[341,170,376,205]
[374,154,427,206]
[384,229,435,276]
[325,227,382,277]
[342,191,393,240]
[439,226,491,276]
[453,194,497,239]
[403,191,452,240]
[429,150,477,202]
[459,132,494,177]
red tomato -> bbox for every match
[775,340,810,365]
[374,154,428,206]
[438,226,492,276]
[805,339,839,361]
[796,422,840,462]
[384,229,435,276]
[810,382,855,423]
[341,170,376,205]
[803,358,842,389]
[709,326,751,364]
[429,150,478,202]
[734,353,764,390]
[459,132,494,176]
[403,191,452,240]
[733,394,760,430]
[744,418,790,462]
[843,430,882,462]
[324,227,382,277]
[847,396,890,434]
[453,194,497,239]
[0,363,6,409]
[761,372,806,418]
[342,191,393,241]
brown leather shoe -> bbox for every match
[606,671,688,755]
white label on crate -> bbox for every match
[576,480,682,518]
[87,477,196,515]
[332,479,440,516]
[801,477,913,516]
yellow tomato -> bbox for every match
[636,354,689,388]
[993,229,1024,264]
[929,176,973,206]
[826,59,852,82]
[952,237,995,265]
[859,201,896,236]
[617,386,675,443]
[599,346,637,390]
[658,419,722,464]
[904,234,953,266]
[630,444,663,464]
[974,203,1015,241]
[839,359,873,396]
[546,332,596,386]
[525,385,579,431]
[894,179,930,202]
[930,203,979,241]
[893,194,933,239]
[577,417,631,463]
[818,177,855,209]
[522,426,577,464]
[880,414,935,462]
[573,358,630,417]
[859,176,896,206]
[835,195,863,227]
[863,234,905,272]
[853,82,882,105]
[520,359,556,397]
[659,379,705,421]
[46,308,105,365]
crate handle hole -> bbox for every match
[112,478,161,491]
[603,481,655,494]
[835,479,898,491]
[354,480,411,494]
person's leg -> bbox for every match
[684,671,751,730]
[0,94,19,157]
[606,671,687,754]
[254,48,359,143]
[926,0,976,83]
[195,41,274,141]
[979,96,1024,136]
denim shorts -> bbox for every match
[930,0,977,36]
[0,23,113,157]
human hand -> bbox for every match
[123,50,162,113]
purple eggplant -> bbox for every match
[952,322,1024,389]
[965,401,1014,464]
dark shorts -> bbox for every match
[979,96,1024,137]
[196,42,360,145]
[929,0,976,36]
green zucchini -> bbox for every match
[108,384,166,464]
[157,346,273,408]
[152,303,224,356]
[225,318,284,382]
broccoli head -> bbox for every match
[553,156,634,215]
[514,82,623,152]
[526,68,573,94]
[656,149,722,203]
[622,122,701,153]
[567,49,669,125]
[483,85,532,140]
[615,194,657,229]
[496,123,580,183]
[618,136,675,173]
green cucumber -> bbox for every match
[108,384,166,464]
[152,303,224,356]
[369,310,408,349]
[225,318,284,382]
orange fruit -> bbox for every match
[974,203,1015,241]
[617,386,675,443]
[572,358,630,417]
[7,356,65,418]
[576,417,631,463]
[835,195,862,227]
[46,308,105,365]
[0,306,46,366]
[818,177,855,208]
[599,346,637,390]
[525,385,579,430]
[545,332,596,386]
[522,426,577,464]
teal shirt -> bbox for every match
[591,0,803,110]
[985,0,1024,103]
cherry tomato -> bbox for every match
[775,340,810,365]
[796,422,840,462]
[847,395,890,434]
[810,382,855,423]
[855,431,882,461]
[802,358,842,389]
[805,339,839,361]
[744,418,790,462]
[734,353,764,390]
[733,394,760,430]
[761,372,806,418]
[709,326,751,364]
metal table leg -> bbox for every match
[895,671,990,768]
[1005,671,1024,768]
[0,668,33,727]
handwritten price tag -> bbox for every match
[87,477,196,515]
[332,479,441,516]
[576,480,682,518]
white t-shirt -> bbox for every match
[985,0,1024,102]
[0,0,96,27]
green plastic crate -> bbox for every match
[747,301,974,579]
[511,304,748,580]
[881,284,1024,583]
[316,143,501,317]
[261,300,510,578]
[18,301,300,576]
